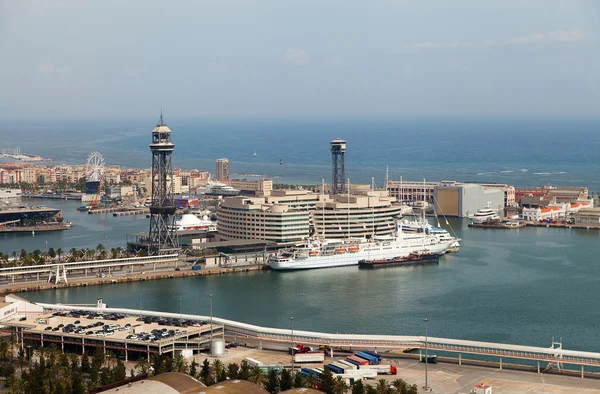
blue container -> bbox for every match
[356,352,378,365]
[361,350,382,362]
[325,364,344,374]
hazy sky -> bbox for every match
[1,1,599,118]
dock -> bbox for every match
[87,207,149,215]
[0,222,72,233]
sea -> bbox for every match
[4,116,600,191]
[3,117,600,355]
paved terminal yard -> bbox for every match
[199,342,600,394]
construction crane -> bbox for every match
[90,176,104,210]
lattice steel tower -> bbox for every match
[148,113,179,253]
[330,138,347,195]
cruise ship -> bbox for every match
[268,224,457,271]
[399,217,460,253]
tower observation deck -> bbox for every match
[330,138,347,195]
[148,113,179,253]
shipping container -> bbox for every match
[337,360,358,370]
[361,351,382,362]
[294,352,325,363]
[347,356,369,366]
[326,364,344,374]
[344,358,362,367]
[331,361,350,372]
[243,357,263,367]
[356,352,378,365]
[359,364,397,375]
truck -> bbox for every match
[259,365,284,373]
[293,352,325,363]
[356,352,379,365]
[359,364,397,375]
[289,344,314,355]
[346,356,369,366]
[420,354,438,364]
[334,369,378,380]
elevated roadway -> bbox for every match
[38,303,600,377]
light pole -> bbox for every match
[139,294,142,317]
[179,297,182,320]
[289,317,295,377]
[423,317,431,391]
[209,293,214,357]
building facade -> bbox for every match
[434,182,505,217]
[312,190,402,239]
[216,158,230,181]
[217,196,310,243]
[387,180,438,204]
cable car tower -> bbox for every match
[148,112,179,253]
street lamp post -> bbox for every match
[289,317,295,377]
[423,317,431,391]
[209,294,214,357]
[179,297,182,320]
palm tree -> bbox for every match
[96,244,105,258]
[174,354,188,373]
[5,374,25,394]
[135,357,151,376]
[0,338,9,361]
[391,378,407,393]
[248,365,265,385]
[375,379,389,394]
[306,373,318,389]
[211,359,225,382]
[7,335,17,361]
[56,248,63,262]
[334,375,350,394]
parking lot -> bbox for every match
[20,309,219,347]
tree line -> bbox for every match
[135,355,419,394]
[0,244,146,268]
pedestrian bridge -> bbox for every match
[0,254,179,284]
[37,302,600,376]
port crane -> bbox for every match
[89,176,104,210]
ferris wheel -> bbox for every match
[86,151,105,182]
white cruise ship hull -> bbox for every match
[269,239,453,271]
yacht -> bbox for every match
[268,223,457,271]
[470,203,501,224]
[172,214,216,232]
[196,181,240,196]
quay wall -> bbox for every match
[0,264,265,295]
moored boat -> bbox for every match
[358,251,440,269]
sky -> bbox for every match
[1,0,599,119]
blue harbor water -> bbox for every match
[13,209,600,354]
[5,117,600,191]
[3,117,600,355]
